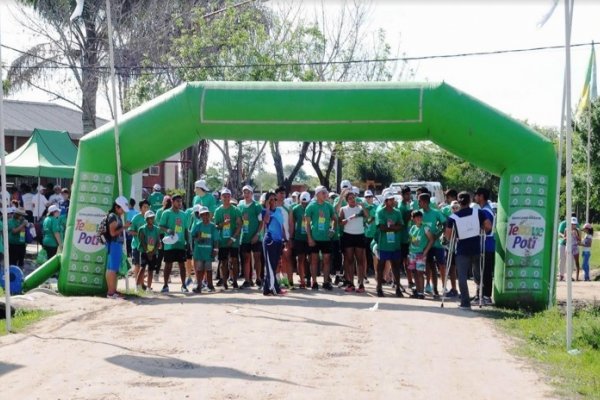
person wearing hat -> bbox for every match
[375,193,404,297]
[59,188,71,232]
[154,195,172,279]
[49,185,63,207]
[581,223,593,281]
[42,204,63,259]
[291,191,311,288]
[193,179,217,214]
[191,206,219,293]
[419,192,447,298]
[397,186,415,289]
[291,191,300,205]
[363,190,377,278]
[159,194,190,293]
[8,208,29,268]
[238,185,264,288]
[31,185,49,222]
[138,210,162,291]
[128,200,150,291]
[105,196,131,299]
[149,184,164,213]
[569,216,581,281]
[473,187,496,305]
[214,188,242,289]
[444,192,492,310]
[304,185,337,290]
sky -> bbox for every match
[1,0,600,170]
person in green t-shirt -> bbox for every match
[375,193,405,298]
[408,210,435,299]
[148,184,164,213]
[214,188,242,290]
[159,194,189,293]
[419,192,447,298]
[154,195,172,279]
[128,200,150,291]
[42,205,63,259]
[191,206,219,292]
[363,190,377,276]
[397,186,414,288]
[291,191,311,289]
[238,185,264,288]
[8,208,28,267]
[192,179,217,214]
[440,189,458,218]
[138,210,162,291]
[304,186,337,290]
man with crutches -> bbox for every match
[444,192,492,310]
[473,188,495,306]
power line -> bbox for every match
[1,41,597,74]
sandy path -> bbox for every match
[0,279,557,400]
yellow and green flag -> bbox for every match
[576,45,597,119]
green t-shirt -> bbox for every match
[441,204,453,217]
[304,201,336,242]
[558,220,567,245]
[409,224,431,254]
[214,205,242,248]
[8,217,26,245]
[148,191,164,213]
[191,221,219,261]
[363,203,378,238]
[398,201,413,244]
[292,204,308,241]
[375,207,403,251]
[237,199,262,244]
[128,213,146,250]
[193,193,217,213]
[421,207,447,249]
[42,216,61,247]
[159,208,188,250]
[138,224,161,254]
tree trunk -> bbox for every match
[281,142,310,193]
[81,17,100,134]
[197,139,210,177]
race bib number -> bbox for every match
[147,244,155,252]
[20,231,26,242]
[174,218,183,234]
[318,216,326,231]
[386,231,395,244]
[243,218,249,234]
[223,222,231,238]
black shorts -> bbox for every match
[141,252,159,271]
[342,233,365,249]
[218,247,239,261]
[310,240,332,254]
[186,244,193,260]
[426,247,446,265]
[400,243,409,260]
[164,249,187,264]
[240,242,262,254]
[293,239,310,255]
[131,249,141,265]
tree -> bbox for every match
[344,142,395,189]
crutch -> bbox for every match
[441,225,456,308]
[478,229,486,308]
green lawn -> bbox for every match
[1,308,53,336]
[589,238,600,273]
[497,306,600,399]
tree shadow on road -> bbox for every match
[0,361,23,377]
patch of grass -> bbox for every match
[589,238,600,272]
[1,309,54,336]
[497,306,600,398]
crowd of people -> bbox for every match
[105,180,498,309]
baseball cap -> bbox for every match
[48,205,60,214]
[197,206,210,215]
[340,180,352,189]
[315,185,328,195]
[37,185,45,191]
[144,210,156,219]
[385,193,396,201]
[221,188,232,196]
[583,222,592,229]
[328,192,338,198]
[352,186,360,195]
[242,185,253,192]
[284,198,294,208]
[382,188,391,196]
[115,196,129,212]
[195,179,209,191]
[192,204,202,213]
[571,217,578,224]
[364,190,374,197]
[153,184,161,191]
[292,191,299,197]
[300,191,311,202]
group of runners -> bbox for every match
[107,179,496,309]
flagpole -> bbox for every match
[563,0,574,351]
[105,0,128,291]
[0,8,13,333]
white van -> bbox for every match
[389,181,444,205]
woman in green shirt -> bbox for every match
[8,208,29,268]
[42,205,63,259]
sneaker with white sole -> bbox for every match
[161,285,169,293]
[424,283,433,295]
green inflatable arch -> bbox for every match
[49,81,557,310]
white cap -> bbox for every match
[384,193,396,201]
[571,216,578,224]
[315,185,328,195]
[144,210,156,219]
[153,184,161,191]
[329,192,338,198]
[221,188,232,196]
[382,188,391,196]
[284,198,294,208]
[242,185,253,192]
[259,192,267,203]
[115,196,130,212]
[197,205,210,215]
[364,190,374,197]
[48,205,60,214]
[37,185,45,191]
[341,180,352,189]
[14,208,27,216]
[192,204,202,213]
[300,191,311,202]
[195,179,209,191]
[292,191,299,197]
[352,186,360,195]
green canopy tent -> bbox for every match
[5,129,78,178]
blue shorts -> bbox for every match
[379,250,401,262]
[106,241,122,272]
